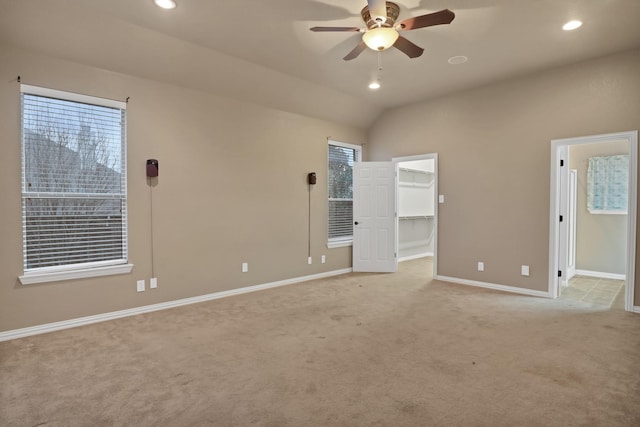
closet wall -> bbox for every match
[398,159,435,260]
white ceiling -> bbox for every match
[1,0,639,128]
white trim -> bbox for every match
[392,153,438,278]
[1,268,353,342]
[625,135,637,312]
[399,253,433,262]
[587,210,628,215]
[436,275,553,298]
[549,131,637,313]
[633,306,640,314]
[574,269,626,281]
[19,263,134,285]
[20,84,126,110]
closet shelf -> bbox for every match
[399,215,433,220]
[399,167,433,175]
[399,182,431,188]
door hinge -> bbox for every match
[558,270,562,277]
[560,159,564,167]
[559,215,563,222]
[394,252,397,258]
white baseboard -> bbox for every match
[574,269,626,280]
[399,252,433,262]
[0,268,353,342]
[633,306,640,314]
[435,275,553,298]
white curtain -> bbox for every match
[587,155,628,214]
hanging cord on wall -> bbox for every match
[149,179,155,278]
[308,182,312,258]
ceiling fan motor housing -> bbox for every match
[361,1,400,29]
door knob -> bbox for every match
[354,221,359,225]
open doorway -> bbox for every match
[394,153,438,279]
[549,131,638,312]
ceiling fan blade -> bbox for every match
[367,0,387,21]
[310,26,361,32]
[343,41,367,61]
[397,9,455,31]
[393,35,424,58]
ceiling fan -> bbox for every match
[310,0,455,61]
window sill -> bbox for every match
[327,239,353,249]
[588,209,628,215]
[19,263,134,285]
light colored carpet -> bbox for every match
[1,258,639,426]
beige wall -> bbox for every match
[570,141,628,275]
[366,48,640,304]
[2,45,639,333]
[0,45,365,332]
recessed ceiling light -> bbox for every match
[563,20,582,31]
[369,82,381,90]
[154,0,176,10]
[448,55,468,65]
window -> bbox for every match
[327,140,361,248]
[587,155,628,214]
[19,85,131,284]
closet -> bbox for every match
[398,159,435,260]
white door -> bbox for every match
[353,162,397,272]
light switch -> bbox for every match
[439,195,445,204]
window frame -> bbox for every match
[327,139,361,249]
[18,85,132,285]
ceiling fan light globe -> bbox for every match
[562,20,582,31]
[154,0,176,9]
[363,27,399,51]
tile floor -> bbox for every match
[560,275,625,309]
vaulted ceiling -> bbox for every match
[1,0,639,128]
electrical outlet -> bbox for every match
[137,280,145,292]
[150,277,158,289]
[242,262,248,273]
[477,262,484,272]
[521,265,530,276]
[321,255,326,264]
[308,257,312,265]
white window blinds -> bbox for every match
[20,85,128,272]
[328,141,360,242]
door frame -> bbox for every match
[549,131,638,312]
[392,153,439,277]
[566,169,578,282]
